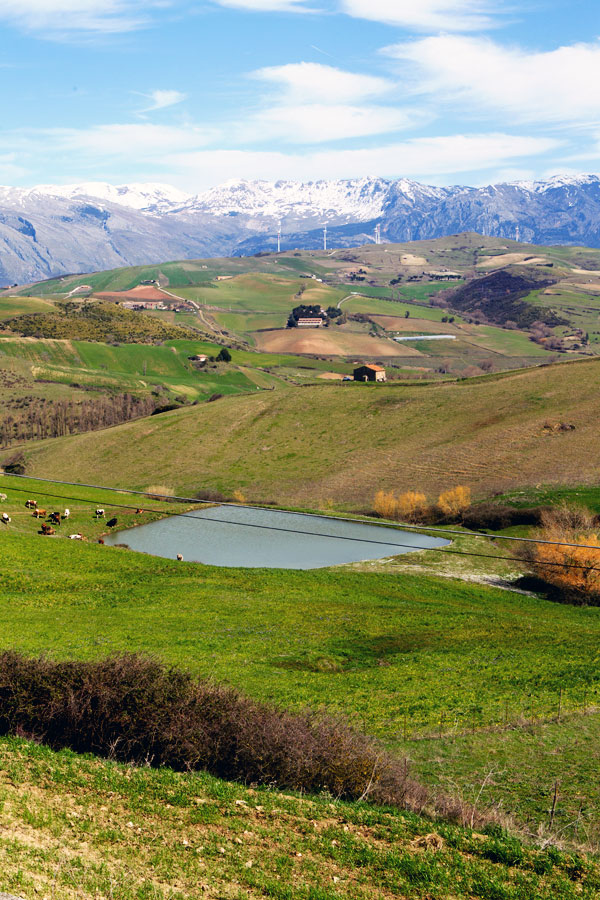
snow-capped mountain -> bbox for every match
[1,174,600,285]
[180,177,395,224]
[32,182,191,213]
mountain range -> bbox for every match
[2,174,600,285]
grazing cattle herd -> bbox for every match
[0,495,191,561]
[0,494,150,545]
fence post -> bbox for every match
[504,698,509,728]
[439,711,444,739]
[403,713,407,742]
[558,688,562,722]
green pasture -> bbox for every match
[3,738,596,900]
[2,484,600,844]
[3,492,599,737]
[0,295,55,319]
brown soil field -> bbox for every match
[370,315,463,334]
[94,285,168,302]
[253,328,417,357]
[476,253,550,268]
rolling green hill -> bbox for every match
[2,480,600,850]
[14,356,600,509]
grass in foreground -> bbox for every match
[1,735,599,900]
[1,489,600,843]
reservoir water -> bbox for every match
[102,505,449,569]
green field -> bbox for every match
[15,356,600,509]
[3,736,597,900]
[2,476,600,850]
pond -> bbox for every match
[102,505,449,569]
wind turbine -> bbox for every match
[323,223,328,251]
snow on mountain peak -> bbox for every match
[30,181,191,212]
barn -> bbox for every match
[353,364,386,383]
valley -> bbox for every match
[3,232,600,898]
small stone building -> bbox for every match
[353,364,386,382]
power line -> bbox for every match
[3,474,600,572]
[3,473,600,553]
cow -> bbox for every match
[69,533,83,540]
[0,493,7,502]
[49,512,61,525]
[176,553,183,561]
[95,508,105,518]
[135,508,143,515]
[97,538,105,545]
[33,508,46,518]
[1,513,11,524]
[40,523,55,535]
[63,508,70,519]
[106,517,118,528]
[25,499,37,509]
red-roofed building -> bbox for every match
[353,364,386,383]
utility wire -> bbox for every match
[4,472,600,552]
[3,474,600,572]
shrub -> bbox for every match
[374,489,398,519]
[1,450,26,475]
[146,484,173,501]
[514,504,600,604]
[232,489,247,504]
[437,486,471,519]
[0,652,435,813]
[396,491,428,522]
[195,488,227,502]
[461,503,545,531]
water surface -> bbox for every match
[103,505,449,569]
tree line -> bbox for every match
[0,392,157,448]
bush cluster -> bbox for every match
[0,652,438,813]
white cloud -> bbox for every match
[252,62,393,103]
[164,132,560,189]
[1,124,558,189]
[246,103,418,143]
[137,90,187,113]
[389,36,600,126]
[0,0,150,35]
[340,0,496,32]
[212,0,314,11]
[245,62,418,143]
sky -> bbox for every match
[0,0,599,192]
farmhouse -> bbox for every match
[297,317,323,327]
[354,364,386,382]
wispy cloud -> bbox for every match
[340,0,498,32]
[211,0,315,11]
[0,123,558,189]
[136,89,187,113]
[388,36,600,127]
[252,61,393,103]
[245,61,418,143]
[0,0,154,37]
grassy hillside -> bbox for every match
[16,356,600,507]
[1,489,600,848]
[3,737,598,900]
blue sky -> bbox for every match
[1,0,599,191]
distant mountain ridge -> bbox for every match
[2,174,600,285]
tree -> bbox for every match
[437,486,471,518]
[515,504,600,603]
[216,347,231,362]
